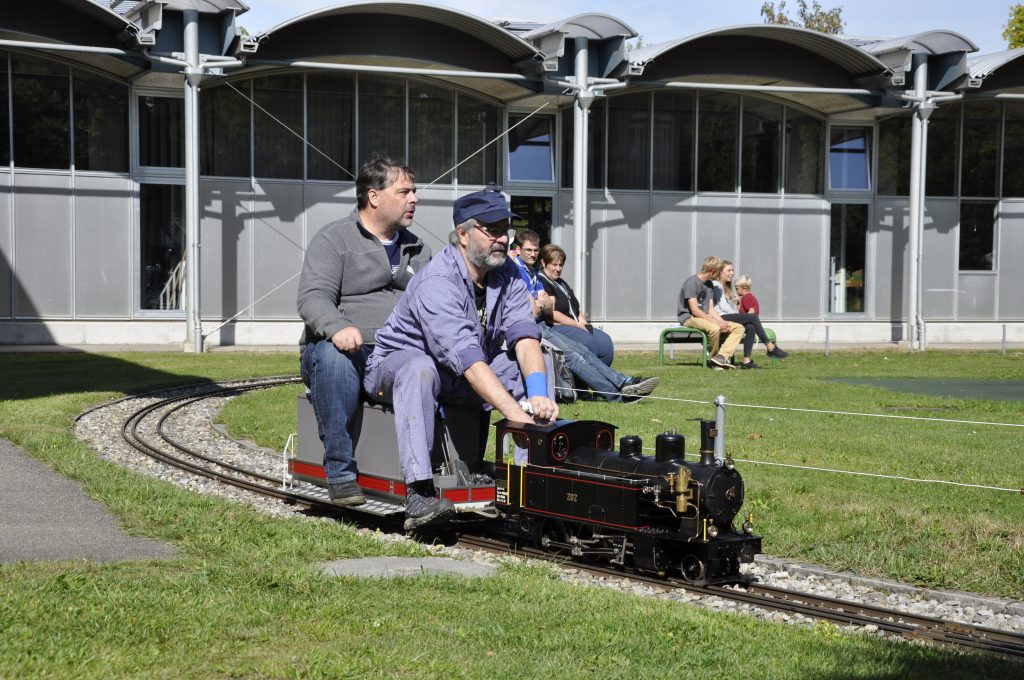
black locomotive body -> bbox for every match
[291,395,760,584]
[493,419,761,582]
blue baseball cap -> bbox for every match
[453,191,520,226]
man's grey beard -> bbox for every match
[469,244,507,270]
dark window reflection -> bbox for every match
[409,82,453,184]
[508,114,553,182]
[742,98,781,194]
[926,105,958,196]
[653,91,694,191]
[140,184,185,310]
[829,203,868,313]
[457,94,498,186]
[698,92,738,192]
[961,102,1000,197]
[307,73,354,181]
[1003,103,1024,197]
[254,74,303,179]
[561,101,605,188]
[877,116,910,196]
[12,56,70,169]
[959,202,996,271]
[138,95,183,167]
[829,127,871,191]
[0,52,9,165]
[359,76,405,166]
[785,113,824,194]
[74,70,128,173]
[201,80,251,177]
[607,92,650,190]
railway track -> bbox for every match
[91,378,1024,662]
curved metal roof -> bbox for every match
[626,24,888,77]
[968,48,1024,80]
[522,13,637,41]
[845,31,977,56]
[258,1,541,64]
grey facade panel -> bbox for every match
[874,198,906,320]
[252,182,305,318]
[957,273,997,319]
[737,198,782,320]
[650,194,694,320]
[305,184,356,249]
[74,175,132,318]
[200,180,252,320]
[585,196,607,319]
[0,172,11,318]
[408,188,458,256]
[997,201,1024,319]
[596,193,650,319]
[694,195,738,269]
[554,189,579,288]
[13,173,72,318]
[921,199,959,320]
[780,196,827,319]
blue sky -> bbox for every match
[237,0,1014,55]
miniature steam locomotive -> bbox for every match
[290,396,761,583]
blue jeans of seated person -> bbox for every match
[300,340,372,485]
[551,324,615,367]
[542,326,627,401]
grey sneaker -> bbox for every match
[327,479,366,506]
[621,376,660,397]
[709,354,734,369]
[404,489,455,530]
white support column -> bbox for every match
[183,10,204,352]
[571,37,591,304]
[906,57,928,352]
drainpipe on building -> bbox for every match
[183,9,204,353]
[572,37,591,307]
[907,56,931,352]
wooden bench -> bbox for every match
[658,326,709,367]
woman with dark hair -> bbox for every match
[538,243,616,367]
[713,260,788,369]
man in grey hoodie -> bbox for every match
[297,156,431,506]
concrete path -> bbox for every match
[0,439,175,564]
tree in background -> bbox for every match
[1004,4,1024,48]
[760,1,845,34]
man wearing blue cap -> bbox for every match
[364,190,558,529]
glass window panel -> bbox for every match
[200,80,250,177]
[828,127,871,191]
[697,92,738,192]
[508,114,553,182]
[359,75,405,165]
[409,82,453,185]
[926,105,958,196]
[0,52,8,165]
[1003,103,1024,198]
[306,73,354,181]
[829,203,868,313]
[560,101,605,188]
[253,74,303,179]
[876,116,910,196]
[457,94,498,186]
[139,184,185,310]
[138,95,183,168]
[959,201,996,271]
[12,55,70,169]
[73,70,128,173]
[652,91,694,191]
[741,97,781,194]
[784,112,824,194]
[607,91,650,190]
[961,101,1000,197]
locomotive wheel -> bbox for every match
[539,520,570,554]
[567,525,608,563]
[680,555,707,584]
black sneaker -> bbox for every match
[709,354,734,369]
[740,361,761,369]
[621,376,660,397]
[404,488,455,530]
[767,347,789,358]
[327,479,366,506]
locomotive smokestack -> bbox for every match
[699,420,717,467]
[655,431,685,462]
[619,435,642,458]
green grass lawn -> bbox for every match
[1,350,1021,678]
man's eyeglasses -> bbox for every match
[476,222,511,239]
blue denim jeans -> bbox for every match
[551,324,615,367]
[541,326,626,401]
[300,340,371,485]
